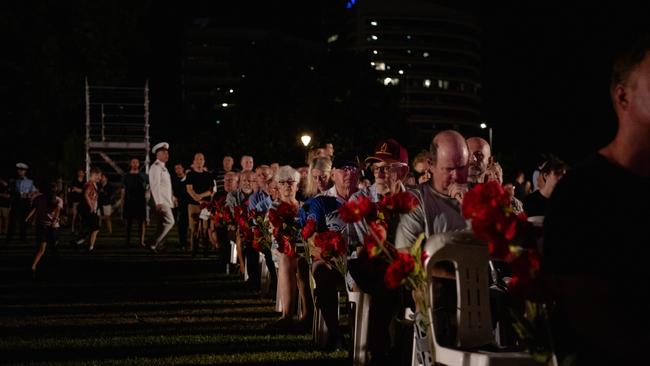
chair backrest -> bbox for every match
[424,231,494,349]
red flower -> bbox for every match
[252,238,262,252]
[339,195,373,223]
[301,218,317,240]
[379,192,419,214]
[267,209,282,229]
[278,234,297,258]
[384,252,416,289]
[277,202,298,220]
[314,231,347,260]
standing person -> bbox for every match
[172,163,190,251]
[67,169,85,233]
[512,170,528,201]
[121,158,148,247]
[29,181,63,275]
[240,155,254,172]
[0,179,11,236]
[148,142,175,253]
[522,156,567,217]
[98,174,115,234]
[7,163,38,242]
[215,155,235,193]
[72,168,102,252]
[186,153,214,253]
[544,36,650,365]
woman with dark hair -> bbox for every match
[28,181,63,276]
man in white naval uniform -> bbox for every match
[148,142,175,253]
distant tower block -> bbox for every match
[84,78,151,180]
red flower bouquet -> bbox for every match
[461,181,552,362]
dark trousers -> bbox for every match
[7,200,29,241]
[174,204,188,248]
[262,248,278,290]
[125,218,144,245]
[245,245,261,287]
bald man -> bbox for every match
[395,130,470,250]
[466,136,491,185]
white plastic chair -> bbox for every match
[348,290,372,366]
[416,231,541,366]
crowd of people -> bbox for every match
[3,35,649,366]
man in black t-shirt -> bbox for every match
[544,36,650,365]
[186,153,215,253]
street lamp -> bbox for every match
[480,123,493,149]
[301,134,312,147]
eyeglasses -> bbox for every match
[312,175,329,182]
[373,163,406,173]
[278,180,296,185]
[339,166,358,173]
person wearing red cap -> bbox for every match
[348,139,410,364]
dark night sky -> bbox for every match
[2,1,649,180]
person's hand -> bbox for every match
[448,183,468,204]
[309,245,322,261]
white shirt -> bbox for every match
[149,159,173,207]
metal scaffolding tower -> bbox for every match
[84,78,151,179]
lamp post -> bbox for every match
[301,134,312,147]
[300,134,312,164]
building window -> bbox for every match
[383,77,399,86]
[438,80,449,90]
[423,79,431,88]
[375,62,386,71]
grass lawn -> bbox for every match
[0,222,347,365]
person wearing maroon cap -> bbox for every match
[348,139,410,364]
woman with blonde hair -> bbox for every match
[304,156,332,198]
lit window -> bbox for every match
[423,79,431,88]
[398,70,404,75]
[216,120,221,125]
[423,52,429,58]
[370,21,378,26]
[229,89,234,93]
[438,80,449,90]
[383,77,399,86]
[222,103,229,107]
[371,35,378,40]
[370,62,376,67]
[406,35,411,40]
[373,50,378,55]
[406,49,412,54]
[375,62,386,71]
[327,34,338,43]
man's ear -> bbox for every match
[613,84,629,111]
